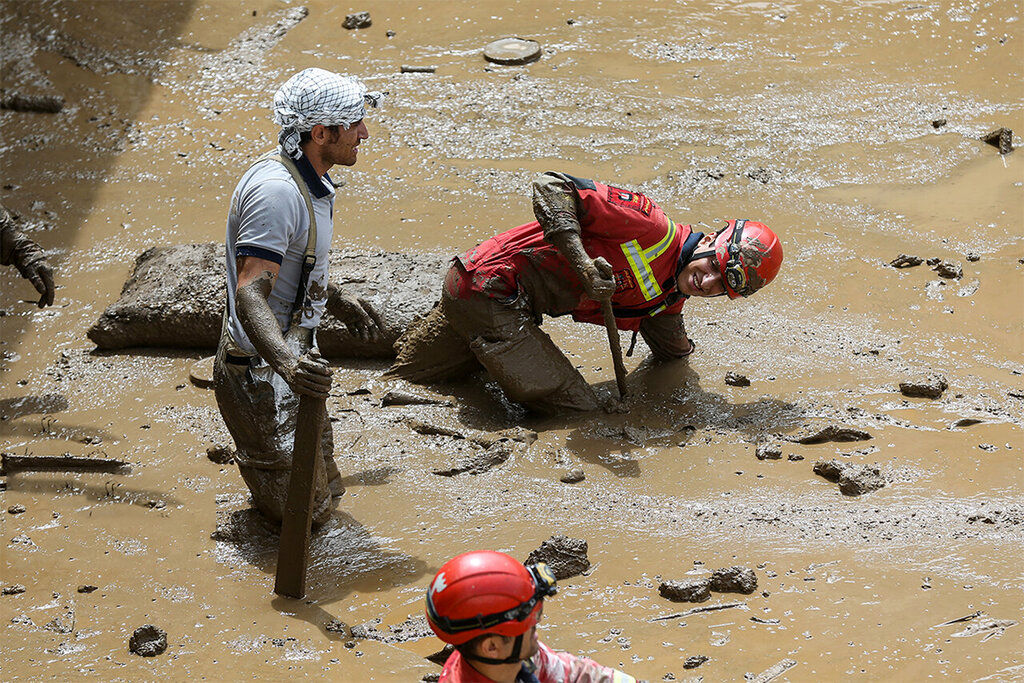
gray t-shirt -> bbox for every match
[225,150,336,355]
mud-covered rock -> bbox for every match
[426,644,455,665]
[525,535,590,580]
[658,578,711,603]
[933,260,963,279]
[88,244,448,357]
[839,464,885,496]
[8,504,26,514]
[709,566,757,594]
[966,252,981,262]
[432,444,512,476]
[324,619,348,634]
[931,119,947,129]
[560,469,585,484]
[129,625,168,656]
[343,12,372,29]
[407,418,464,438]
[206,444,234,465]
[684,655,709,669]
[725,371,751,387]
[791,425,871,444]
[899,374,948,399]
[890,254,923,268]
[755,443,783,460]
[77,585,98,593]
[982,127,1014,154]
[813,459,846,482]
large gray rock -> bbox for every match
[88,243,448,358]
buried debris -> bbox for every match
[483,37,542,65]
[932,260,963,279]
[1,452,129,475]
[725,371,751,387]
[755,443,783,460]
[899,374,948,399]
[0,93,65,113]
[525,535,590,580]
[405,418,464,439]
[129,625,168,657]
[684,655,710,669]
[206,444,235,465]
[813,460,886,496]
[789,425,871,444]
[343,11,372,29]
[981,127,1014,154]
[382,389,451,407]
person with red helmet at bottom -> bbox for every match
[388,172,783,415]
[426,550,636,683]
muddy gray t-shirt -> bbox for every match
[225,150,336,356]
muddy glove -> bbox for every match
[1,224,55,307]
[281,350,332,399]
[584,256,616,302]
[330,292,384,342]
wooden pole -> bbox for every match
[274,392,326,599]
[600,300,629,400]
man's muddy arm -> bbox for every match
[325,283,383,342]
[235,256,331,398]
[533,172,614,301]
[638,314,695,361]
[2,214,55,307]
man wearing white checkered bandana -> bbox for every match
[213,68,383,527]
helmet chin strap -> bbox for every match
[462,634,527,666]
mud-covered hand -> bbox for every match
[281,351,333,399]
[331,292,384,342]
[602,396,629,414]
[3,227,55,307]
[583,256,616,302]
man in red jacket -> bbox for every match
[388,172,783,414]
[426,550,636,683]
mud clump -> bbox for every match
[814,460,886,496]
[684,655,710,669]
[2,584,27,595]
[756,443,783,460]
[525,536,590,580]
[709,566,758,594]
[933,260,963,279]
[658,578,711,603]
[381,389,450,407]
[129,625,168,656]
[324,619,347,634]
[725,371,751,387]
[350,615,433,644]
[899,374,948,399]
[206,444,234,465]
[981,127,1014,154]
[432,444,512,476]
[790,424,871,444]
[77,585,98,594]
[406,418,464,438]
[343,12,371,29]
[890,254,923,268]
[0,93,65,113]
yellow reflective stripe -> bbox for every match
[648,302,669,317]
[620,217,677,302]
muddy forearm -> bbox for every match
[235,272,295,375]
[1,223,48,275]
[549,230,600,286]
[533,171,583,240]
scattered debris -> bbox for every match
[400,65,437,74]
[790,425,871,444]
[750,658,797,683]
[659,578,711,603]
[381,389,450,407]
[77,585,98,593]
[206,444,234,464]
[483,37,542,65]
[129,625,168,656]
[560,470,585,484]
[981,127,1014,154]
[751,616,780,624]
[652,601,746,622]
[432,445,512,476]
[899,374,948,399]
[350,615,433,643]
[890,254,923,268]
[684,655,709,669]
[525,536,590,580]
[8,504,26,514]
[950,617,1017,641]
[709,566,758,594]
[343,12,372,30]
[0,93,65,113]
[813,460,886,496]
[1,452,130,475]
[725,372,751,387]
[933,260,963,279]
[755,443,783,460]
[2,584,26,595]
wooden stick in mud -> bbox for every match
[274,393,326,599]
[600,300,629,400]
[0,453,129,475]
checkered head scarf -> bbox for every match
[273,68,381,157]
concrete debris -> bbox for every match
[899,374,948,399]
[128,625,168,657]
[755,443,783,460]
[725,371,751,387]
[790,425,871,444]
[890,254,923,268]
[525,535,590,580]
[709,566,758,594]
[343,12,372,30]
[981,127,1014,154]
[659,578,712,603]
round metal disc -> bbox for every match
[483,38,542,65]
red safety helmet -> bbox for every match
[425,550,558,646]
[703,220,783,299]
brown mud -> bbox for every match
[1,1,1022,680]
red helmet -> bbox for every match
[710,220,783,299]
[425,550,557,646]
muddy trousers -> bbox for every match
[388,272,600,414]
[213,328,341,526]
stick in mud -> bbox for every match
[274,393,327,599]
[601,300,629,400]
[751,658,797,683]
[651,600,746,622]
[932,610,983,628]
[0,453,129,475]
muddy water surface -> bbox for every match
[2,1,1022,680]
